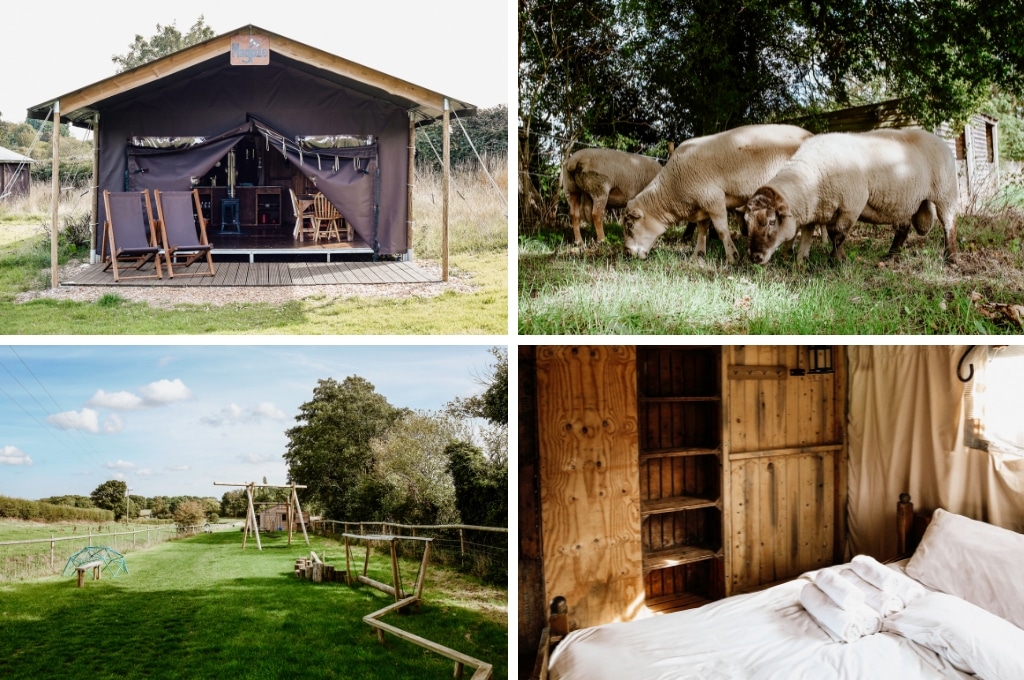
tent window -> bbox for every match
[297,135,374,150]
[130,136,206,149]
[964,346,1024,456]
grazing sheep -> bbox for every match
[745,128,958,265]
[561,148,664,244]
[623,124,813,263]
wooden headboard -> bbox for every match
[896,493,933,559]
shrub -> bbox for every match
[0,495,114,522]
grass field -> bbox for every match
[519,208,1024,335]
[0,528,507,680]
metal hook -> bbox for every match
[957,345,977,382]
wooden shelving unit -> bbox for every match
[637,346,724,611]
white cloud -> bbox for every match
[201,401,287,427]
[86,389,144,410]
[102,414,125,434]
[47,408,100,433]
[238,453,279,464]
[1,445,32,466]
[165,465,190,472]
[139,378,192,405]
[157,356,175,368]
[105,459,136,470]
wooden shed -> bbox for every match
[26,24,473,276]
[258,502,309,532]
[0,146,33,201]
[519,345,1024,671]
[795,99,999,205]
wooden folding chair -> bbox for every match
[101,190,163,282]
[153,189,215,279]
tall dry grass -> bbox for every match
[413,156,509,258]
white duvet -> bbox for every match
[548,571,984,680]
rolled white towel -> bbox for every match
[800,582,881,643]
[850,554,927,605]
[840,568,904,617]
[815,567,865,610]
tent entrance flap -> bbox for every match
[122,117,380,254]
[251,117,378,257]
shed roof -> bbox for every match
[789,98,997,133]
[26,24,474,127]
[0,146,33,163]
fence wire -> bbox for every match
[312,520,507,584]
[0,524,189,582]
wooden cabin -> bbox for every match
[0,146,32,201]
[26,25,474,263]
[794,99,999,205]
[519,345,1024,670]
[258,503,309,532]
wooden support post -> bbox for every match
[414,541,431,599]
[441,98,450,282]
[363,538,371,576]
[459,528,465,557]
[344,535,353,585]
[50,101,59,289]
[90,113,99,263]
[407,115,415,258]
[292,485,310,547]
[50,536,55,572]
[389,538,403,602]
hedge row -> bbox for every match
[0,496,114,523]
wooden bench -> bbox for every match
[75,560,103,587]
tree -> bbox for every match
[415,105,509,172]
[220,489,248,518]
[283,376,407,521]
[173,500,207,528]
[446,441,507,528]
[90,480,128,519]
[112,16,215,72]
[449,347,508,428]
[367,410,460,525]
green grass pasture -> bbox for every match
[0,529,507,679]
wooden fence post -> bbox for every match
[459,528,465,557]
[50,536,55,571]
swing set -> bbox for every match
[213,481,309,550]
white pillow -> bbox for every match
[882,592,1024,680]
[905,508,1024,629]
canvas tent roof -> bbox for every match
[26,25,474,126]
[0,146,33,163]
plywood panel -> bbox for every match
[537,345,644,629]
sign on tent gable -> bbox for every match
[230,35,270,66]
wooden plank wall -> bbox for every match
[536,346,645,630]
[724,346,847,593]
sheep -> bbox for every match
[622,124,814,263]
[744,128,958,265]
[561,148,664,244]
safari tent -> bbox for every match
[520,345,1024,676]
[26,25,474,283]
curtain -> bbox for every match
[846,345,1024,560]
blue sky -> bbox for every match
[1,0,509,124]
[0,344,501,500]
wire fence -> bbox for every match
[0,523,207,582]
[311,520,507,584]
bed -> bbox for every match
[539,496,1024,680]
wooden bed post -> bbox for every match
[897,493,914,558]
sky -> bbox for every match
[0,0,509,125]
[0,344,500,500]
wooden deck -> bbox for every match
[63,260,435,287]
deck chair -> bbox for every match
[153,189,215,279]
[290,188,316,241]
[312,193,352,242]
[101,190,163,282]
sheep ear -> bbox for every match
[626,208,643,221]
